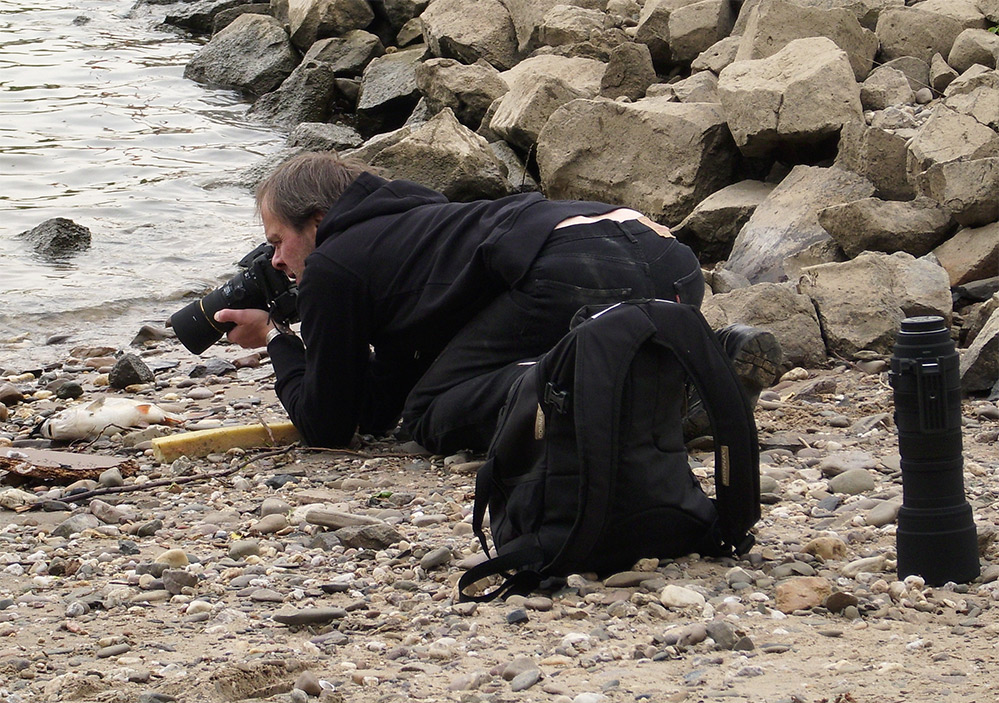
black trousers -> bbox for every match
[400,219,704,454]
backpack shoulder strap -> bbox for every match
[640,301,761,554]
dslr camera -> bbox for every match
[170,243,299,355]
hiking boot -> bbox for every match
[714,324,784,396]
[682,324,783,441]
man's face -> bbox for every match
[262,205,320,281]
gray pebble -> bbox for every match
[55,381,84,400]
[52,514,100,538]
[260,498,291,517]
[250,588,285,602]
[98,467,124,488]
[273,607,348,626]
[865,500,901,527]
[419,546,452,571]
[96,643,131,658]
[162,569,198,595]
[510,668,542,692]
[506,608,529,625]
[828,468,875,495]
[294,670,323,696]
[109,353,155,389]
[229,539,261,560]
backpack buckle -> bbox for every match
[544,382,569,414]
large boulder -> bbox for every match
[736,0,878,80]
[489,75,587,151]
[18,218,91,258]
[668,0,736,63]
[877,56,931,93]
[499,54,607,96]
[834,121,914,201]
[537,97,739,225]
[183,14,299,96]
[798,252,952,357]
[907,104,999,180]
[944,66,999,130]
[600,42,657,100]
[724,165,875,283]
[876,7,974,65]
[718,37,863,158]
[287,122,364,151]
[674,180,776,262]
[931,53,959,94]
[164,0,250,34]
[248,60,338,127]
[817,196,955,259]
[536,4,606,47]
[700,282,826,368]
[379,0,432,34]
[366,108,511,201]
[287,0,375,50]
[949,28,999,73]
[634,0,696,71]
[499,0,563,53]
[669,71,719,103]
[303,30,385,77]
[415,58,509,130]
[691,35,741,74]
[421,0,521,70]
[859,67,914,111]
[931,222,999,287]
[916,157,999,228]
[960,307,999,393]
[355,45,426,136]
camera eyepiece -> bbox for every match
[170,244,299,355]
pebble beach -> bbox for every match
[1,334,999,703]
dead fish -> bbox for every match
[40,397,183,441]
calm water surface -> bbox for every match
[0,0,285,367]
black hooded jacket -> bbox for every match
[266,173,615,447]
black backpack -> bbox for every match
[458,299,760,602]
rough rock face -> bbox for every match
[798,252,952,357]
[817,196,955,258]
[366,108,511,201]
[420,0,521,70]
[537,97,738,224]
[735,0,879,80]
[674,180,776,262]
[18,218,92,258]
[718,37,864,158]
[183,14,299,96]
[287,0,375,50]
[724,166,875,284]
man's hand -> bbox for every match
[215,308,273,349]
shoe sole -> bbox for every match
[731,331,782,392]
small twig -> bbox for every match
[43,447,297,507]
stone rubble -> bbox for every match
[0,334,997,702]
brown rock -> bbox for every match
[802,536,848,561]
[776,576,833,613]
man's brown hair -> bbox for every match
[255,151,370,230]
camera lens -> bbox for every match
[169,285,236,355]
[890,316,979,585]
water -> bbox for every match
[0,0,285,368]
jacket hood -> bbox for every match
[315,173,449,247]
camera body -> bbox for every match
[170,243,299,355]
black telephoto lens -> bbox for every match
[889,316,979,585]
